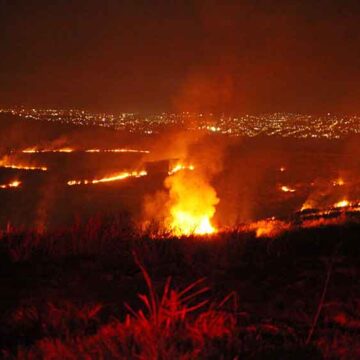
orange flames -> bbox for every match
[0,180,21,189]
[0,156,48,171]
[85,148,150,154]
[300,201,315,211]
[164,166,218,236]
[22,147,149,154]
[334,199,350,208]
[67,170,147,186]
[248,218,291,238]
[301,198,358,212]
[0,164,47,171]
[22,147,74,153]
[168,163,195,176]
[333,178,345,186]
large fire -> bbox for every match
[67,170,147,186]
[164,168,218,236]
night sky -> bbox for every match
[1,0,360,114]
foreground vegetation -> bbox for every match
[0,218,359,359]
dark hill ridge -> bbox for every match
[0,113,149,151]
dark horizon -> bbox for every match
[2,0,360,114]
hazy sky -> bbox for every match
[1,0,360,114]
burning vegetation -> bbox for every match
[142,160,219,236]
[334,199,350,208]
[22,147,74,153]
[67,170,147,186]
[0,164,47,171]
[1,129,359,238]
[164,168,219,236]
[280,185,296,193]
[0,180,21,189]
[0,156,47,171]
[85,148,150,154]
[247,218,291,238]
[22,147,149,154]
[168,163,195,176]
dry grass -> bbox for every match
[0,219,359,358]
[10,255,240,359]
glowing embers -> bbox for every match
[334,199,350,208]
[67,170,147,186]
[165,170,218,236]
[301,199,351,212]
[0,180,21,189]
[22,147,74,153]
[248,218,291,238]
[280,185,296,193]
[1,164,47,171]
[85,148,150,154]
[299,198,360,224]
[22,147,150,154]
[333,178,345,187]
[207,125,221,132]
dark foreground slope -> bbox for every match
[0,221,359,359]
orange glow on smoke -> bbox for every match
[300,200,315,211]
[165,169,218,236]
[333,178,345,186]
[0,180,21,189]
[67,170,147,186]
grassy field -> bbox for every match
[0,218,359,359]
